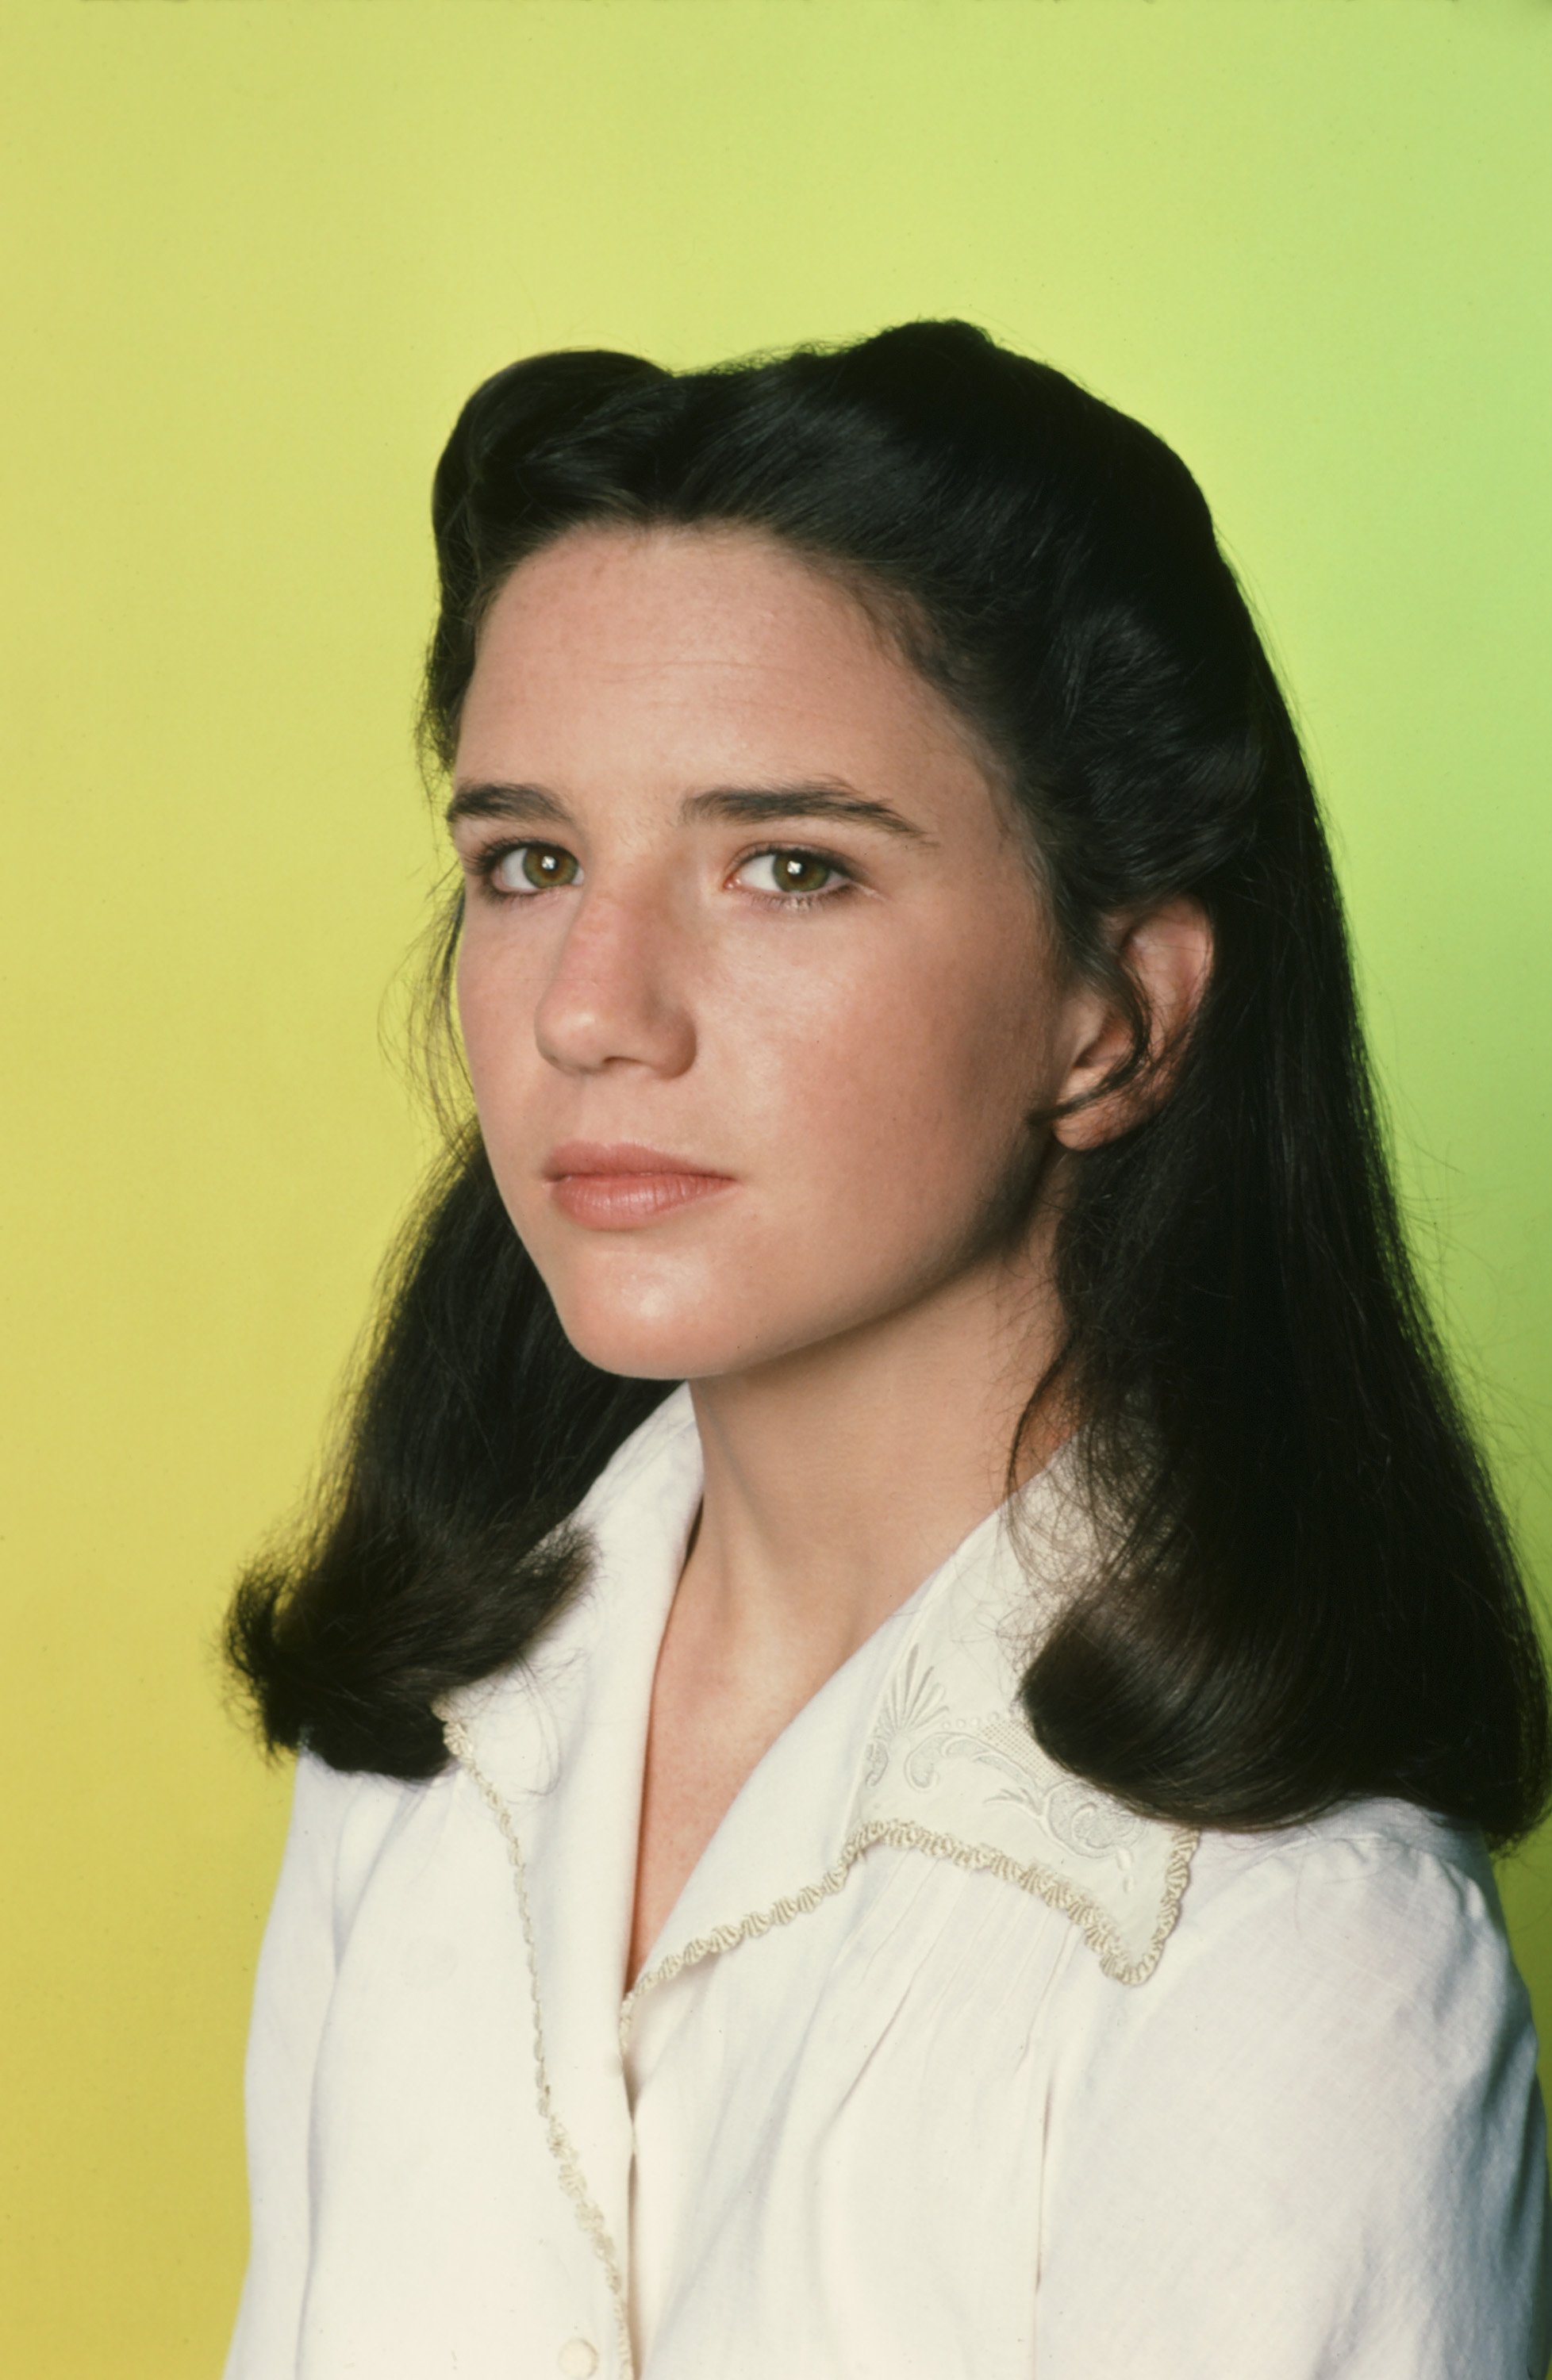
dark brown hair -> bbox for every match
[227,320,1551,1848]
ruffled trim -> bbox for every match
[443,1716,636,2380]
[621,1811,1199,2044]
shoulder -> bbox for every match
[1118,1795,1530,2049]
[1038,1802,1552,2374]
[1172,1794,1512,1994]
[288,1740,426,1838]
[1059,1793,1539,2141]
[277,1747,454,1933]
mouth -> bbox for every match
[542,1141,738,1231]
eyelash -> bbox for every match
[464,840,859,912]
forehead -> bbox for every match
[454,522,989,793]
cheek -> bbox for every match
[455,931,533,1114]
[735,931,1055,1241]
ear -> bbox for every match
[1050,896,1213,1152]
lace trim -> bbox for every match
[442,1717,636,2380]
[621,1812,1200,2044]
[446,1709,1198,2369]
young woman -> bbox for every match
[224,321,1552,2379]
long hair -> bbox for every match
[226,320,1551,1845]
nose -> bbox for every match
[532,880,697,1079]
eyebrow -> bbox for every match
[444,778,935,846]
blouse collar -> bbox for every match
[441,1381,1197,2001]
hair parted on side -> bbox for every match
[225,318,1552,1848]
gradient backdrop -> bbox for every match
[3,4,1550,2372]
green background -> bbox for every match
[2,4,1549,2370]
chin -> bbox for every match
[544,1268,844,1385]
[545,1282,748,1384]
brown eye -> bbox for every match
[492,843,582,895]
[738,849,848,902]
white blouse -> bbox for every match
[225,1384,1552,2380]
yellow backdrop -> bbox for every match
[4,4,1550,2371]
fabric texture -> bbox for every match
[225,1384,1552,2379]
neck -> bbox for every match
[680,1223,1070,1694]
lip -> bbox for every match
[542,1141,738,1232]
[543,1141,732,1181]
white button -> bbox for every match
[557,2341,597,2378]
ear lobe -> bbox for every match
[1050,897,1213,1152]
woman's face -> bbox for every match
[450,522,1093,1382]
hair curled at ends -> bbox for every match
[227,320,1551,1848]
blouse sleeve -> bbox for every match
[1037,1825,1552,2380]
[223,1749,358,2380]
